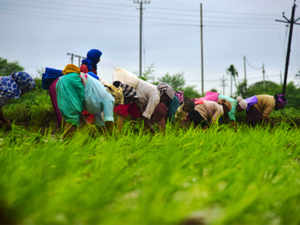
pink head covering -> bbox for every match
[194,91,219,105]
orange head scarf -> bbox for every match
[62,64,80,75]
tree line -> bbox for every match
[1,57,300,108]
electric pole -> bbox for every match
[133,0,150,78]
[275,0,300,94]
[230,74,233,97]
[220,74,227,95]
[200,3,204,95]
[243,56,247,86]
[67,53,74,64]
[67,53,85,67]
[262,63,266,91]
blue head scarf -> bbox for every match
[11,72,35,92]
[81,49,102,73]
[0,72,35,106]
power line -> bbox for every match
[0,1,282,30]
[0,7,281,31]
[1,1,281,26]
[246,58,262,71]
[4,0,279,17]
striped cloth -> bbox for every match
[120,83,137,104]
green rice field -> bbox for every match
[1,89,300,225]
[1,123,300,225]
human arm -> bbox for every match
[142,92,160,120]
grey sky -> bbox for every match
[0,0,299,94]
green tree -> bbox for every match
[158,72,185,90]
[283,82,300,109]
[209,88,218,93]
[227,65,239,96]
[245,80,281,97]
[236,80,248,97]
[0,57,24,76]
[181,85,201,99]
[137,64,155,81]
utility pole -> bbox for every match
[220,74,227,95]
[230,75,233,97]
[133,0,150,78]
[67,53,85,67]
[275,0,300,94]
[280,71,283,85]
[78,56,82,67]
[262,63,266,91]
[243,56,247,86]
[67,52,85,67]
[67,53,74,64]
[200,3,204,95]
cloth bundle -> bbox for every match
[42,68,62,90]
[194,91,219,105]
[113,68,139,89]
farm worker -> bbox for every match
[178,97,231,128]
[49,78,63,127]
[42,68,63,127]
[56,64,84,127]
[113,81,141,130]
[237,94,287,125]
[194,92,237,126]
[135,79,163,131]
[80,72,115,127]
[218,94,237,125]
[80,49,102,75]
[175,104,189,125]
[0,72,35,129]
[113,68,165,131]
[157,83,180,121]
[79,49,102,124]
[194,99,231,125]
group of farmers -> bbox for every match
[0,49,287,131]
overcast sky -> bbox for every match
[1,0,299,94]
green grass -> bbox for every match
[1,124,300,225]
[1,83,300,224]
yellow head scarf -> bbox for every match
[104,84,124,105]
[62,64,80,75]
